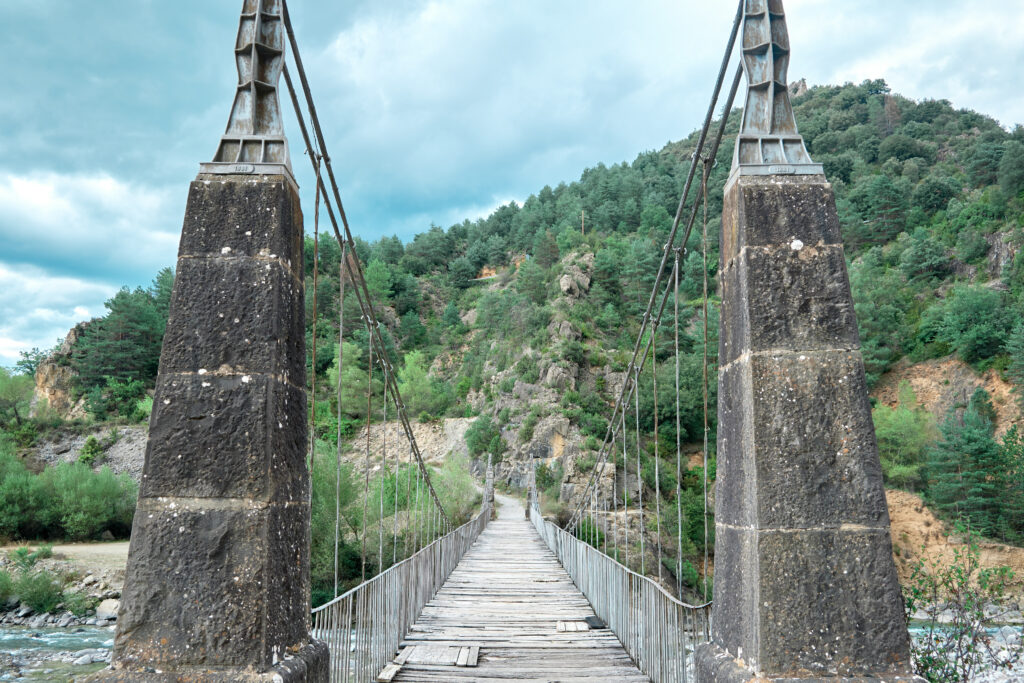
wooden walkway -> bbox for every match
[388,494,648,682]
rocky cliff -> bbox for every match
[30,324,88,421]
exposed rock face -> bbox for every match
[31,324,89,421]
[547,319,580,342]
[988,231,1019,279]
[543,363,576,391]
[872,356,1022,438]
[558,253,594,300]
[34,426,148,482]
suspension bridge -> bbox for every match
[89,1,921,682]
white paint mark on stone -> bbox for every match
[221,246,232,255]
[242,375,252,384]
[791,239,804,251]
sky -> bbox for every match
[1,0,1023,367]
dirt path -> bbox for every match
[2,542,129,574]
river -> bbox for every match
[0,625,112,681]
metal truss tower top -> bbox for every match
[732,0,822,178]
[201,0,293,179]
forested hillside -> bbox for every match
[4,79,1024,599]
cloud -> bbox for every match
[306,0,734,238]
[0,170,181,282]
[785,0,1024,128]
[0,262,117,365]
[0,170,180,364]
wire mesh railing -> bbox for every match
[311,465,492,682]
[528,469,711,683]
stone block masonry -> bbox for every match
[695,175,922,682]
[88,174,327,682]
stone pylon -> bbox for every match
[695,1,921,681]
[91,1,328,680]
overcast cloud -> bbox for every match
[1,0,1022,365]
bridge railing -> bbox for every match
[528,475,711,683]
[312,467,493,683]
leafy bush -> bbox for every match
[464,416,505,460]
[0,448,137,541]
[575,518,605,550]
[519,408,542,442]
[873,383,937,491]
[918,286,1014,364]
[132,395,154,422]
[0,569,12,604]
[14,571,62,613]
[78,436,104,466]
[8,545,53,571]
[515,355,540,385]
[62,589,95,617]
[904,529,1023,682]
[11,422,38,448]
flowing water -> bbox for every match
[0,626,112,681]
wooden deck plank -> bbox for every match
[392,495,648,682]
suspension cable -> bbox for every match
[701,159,712,600]
[565,0,745,530]
[567,58,743,534]
[634,363,644,575]
[361,336,372,581]
[378,349,386,571]
[673,250,683,599]
[309,153,322,470]
[652,327,663,584]
[334,242,348,597]
[279,12,452,530]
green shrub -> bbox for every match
[15,571,62,613]
[62,589,95,617]
[132,396,154,422]
[78,436,104,466]
[904,528,1023,681]
[515,356,540,384]
[8,544,52,570]
[464,416,504,459]
[678,560,700,589]
[12,422,38,448]
[519,408,541,442]
[0,569,12,603]
[40,463,137,541]
[575,517,605,549]
[561,340,586,365]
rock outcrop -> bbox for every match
[31,324,89,421]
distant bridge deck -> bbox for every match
[385,495,648,682]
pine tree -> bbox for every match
[1007,322,1024,407]
[926,395,1004,537]
[998,426,1024,543]
[70,287,166,390]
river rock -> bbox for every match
[95,598,119,620]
